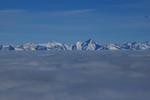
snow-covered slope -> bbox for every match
[81,39,103,50]
[104,43,120,50]
[121,42,150,50]
[0,39,150,51]
[40,41,66,50]
[1,45,15,51]
[20,43,37,51]
[72,41,82,50]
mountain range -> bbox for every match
[0,39,150,51]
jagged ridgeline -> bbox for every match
[0,39,150,51]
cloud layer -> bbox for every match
[0,51,150,100]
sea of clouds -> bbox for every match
[0,51,150,100]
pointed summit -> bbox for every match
[82,39,103,50]
[85,38,95,44]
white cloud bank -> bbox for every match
[0,51,150,100]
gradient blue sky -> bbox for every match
[0,0,150,44]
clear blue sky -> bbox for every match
[0,0,150,44]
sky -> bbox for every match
[0,0,150,44]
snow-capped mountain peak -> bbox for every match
[72,41,82,50]
[0,39,150,51]
[82,39,101,50]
